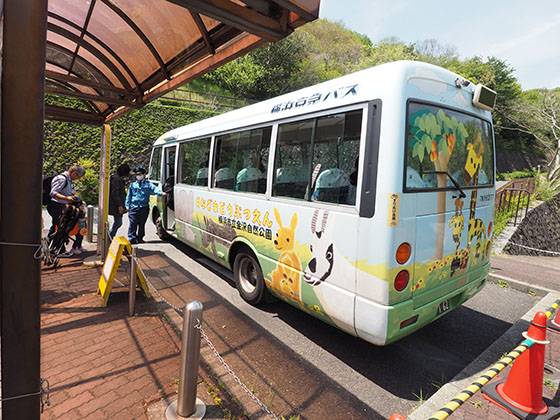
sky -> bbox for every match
[318,0,560,90]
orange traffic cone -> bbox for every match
[482,311,560,419]
[547,308,560,333]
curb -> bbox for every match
[488,272,559,296]
[408,288,559,420]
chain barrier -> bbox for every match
[136,256,280,420]
[506,242,560,256]
[195,319,281,420]
[141,266,185,314]
[0,239,46,260]
[0,378,50,413]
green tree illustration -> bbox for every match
[409,109,469,260]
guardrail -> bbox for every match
[159,88,255,112]
[496,187,531,226]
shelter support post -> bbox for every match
[1,0,48,419]
[97,124,111,256]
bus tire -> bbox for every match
[155,215,170,240]
[233,249,265,305]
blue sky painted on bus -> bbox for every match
[318,0,560,90]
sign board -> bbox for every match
[97,236,151,306]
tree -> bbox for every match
[506,89,560,180]
[414,38,458,67]
[202,20,420,100]
[202,31,309,100]
[446,56,529,151]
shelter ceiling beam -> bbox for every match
[45,70,135,97]
[45,86,138,108]
[45,79,101,114]
[99,0,171,80]
[47,22,133,90]
[269,0,318,21]
[68,0,97,76]
[46,45,115,92]
[189,11,216,55]
[106,32,265,122]
[45,104,104,126]
[49,11,141,89]
[166,0,290,41]
[140,25,239,91]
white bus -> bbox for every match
[148,60,496,345]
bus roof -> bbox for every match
[154,60,489,145]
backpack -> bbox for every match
[42,174,67,205]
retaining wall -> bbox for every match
[505,193,560,255]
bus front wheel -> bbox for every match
[155,215,169,240]
[233,250,265,305]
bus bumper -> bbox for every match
[355,264,489,346]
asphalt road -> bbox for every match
[74,211,539,417]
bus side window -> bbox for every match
[179,138,210,186]
[310,110,361,205]
[273,124,312,200]
[273,110,361,204]
[213,127,271,193]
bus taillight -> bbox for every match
[396,242,411,264]
[394,270,409,291]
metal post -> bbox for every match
[178,301,203,417]
[103,221,111,259]
[1,1,47,418]
[86,205,94,243]
[166,301,206,420]
[129,246,137,317]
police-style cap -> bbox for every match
[133,165,146,174]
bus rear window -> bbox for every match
[405,102,494,191]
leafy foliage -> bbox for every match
[496,170,537,181]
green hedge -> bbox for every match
[44,104,218,203]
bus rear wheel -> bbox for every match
[233,250,265,305]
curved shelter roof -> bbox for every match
[45,0,320,125]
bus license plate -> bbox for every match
[437,300,450,315]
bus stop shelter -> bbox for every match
[0,1,319,418]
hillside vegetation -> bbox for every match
[44,19,560,198]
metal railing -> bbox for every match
[496,187,531,226]
[158,88,255,112]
